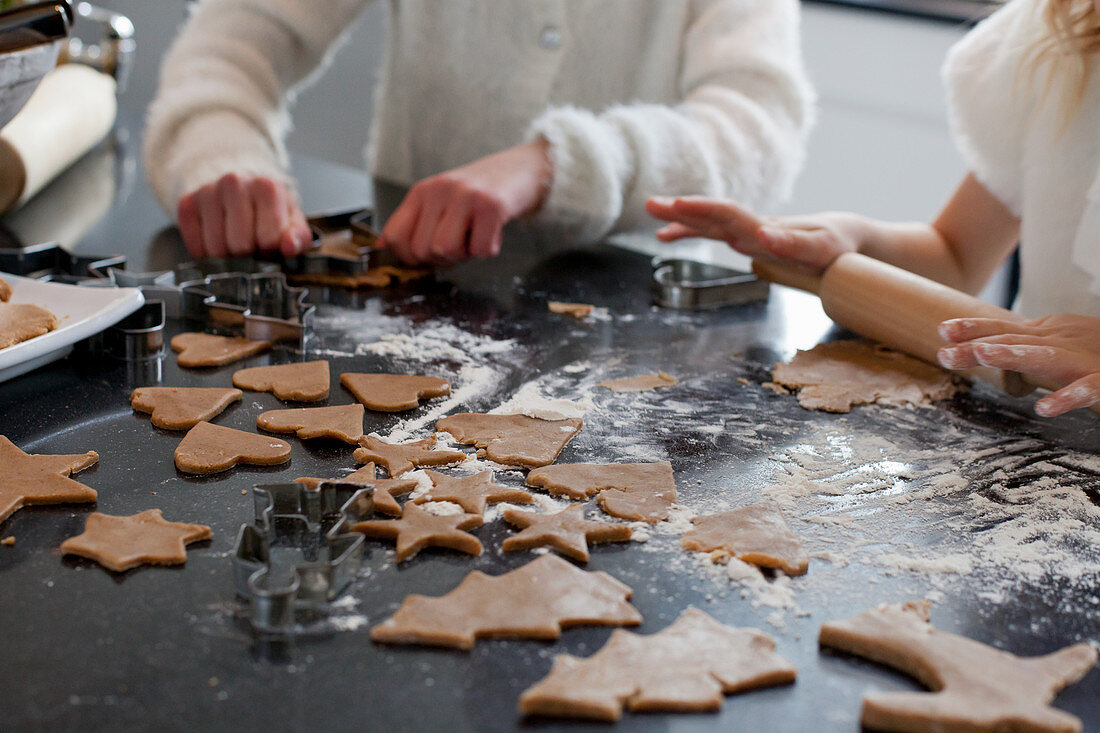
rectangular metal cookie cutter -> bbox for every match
[232,481,375,633]
[652,258,770,310]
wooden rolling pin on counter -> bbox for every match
[753,252,1100,415]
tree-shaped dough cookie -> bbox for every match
[520,607,796,721]
[526,461,677,523]
[436,413,582,468]
[819,601,1097,733]
[371,554,641,649]
[0,436,98,523]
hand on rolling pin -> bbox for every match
[177,173,313,259]
[645,196,867,274]
[378,139,553,267]
[938,315,1100,417]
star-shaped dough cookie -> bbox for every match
[60,509,211,572]
[295,463,417,517]
[0,435,99,523]
[502,503,633,563]
[353,502,482,562]
[353,435,465,476]
[413,470,533,516]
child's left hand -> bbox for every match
[937,314,1100,417]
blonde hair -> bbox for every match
[1028,0,1100,107]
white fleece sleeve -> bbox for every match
[143,0,369,216]
[526,0,813,244]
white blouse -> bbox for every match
[943,0,1100,317]
[143,0,814,245]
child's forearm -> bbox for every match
[854,220,976,292]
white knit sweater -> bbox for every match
[143,0,813,244]
[944,0,1100,317]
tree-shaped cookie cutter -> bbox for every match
[232,481,374,633]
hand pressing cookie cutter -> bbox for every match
[232,481,374,633]
[275,208,402,275]
[652,258,770,310]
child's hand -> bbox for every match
[379,139,553,267]
[177,173,313,259]
[937,314,1100,417]
[645,196,866,274]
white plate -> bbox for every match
[0,272,144,383]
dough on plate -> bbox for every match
[0,302,57,349]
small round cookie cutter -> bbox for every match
[652,257,770,310]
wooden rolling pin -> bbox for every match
[753,252,1100,415]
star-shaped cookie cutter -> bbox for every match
[232,480,375,633]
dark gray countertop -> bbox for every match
[1,107,1098,732]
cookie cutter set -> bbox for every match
[0,208,386,360]
[651,257,769,310]
[233,481,376,633]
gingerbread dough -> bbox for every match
[371,554,642,649]
[354,435,465,477]
[502,504,632,563]
[771,340,959,413]
[598,371,678,393]
[435,413,582,468]
[295,463,417,517]
[548,301,594,319]
[130,387,242,430]
[289,266,430,289]
[413,470,533,516]
[232,360,330,401]
[174,421,291,474]
[0,277,10,302]
[257,404,364,443]
[526,462,677,524]
[170,333,271,368]
[819,601,1097,733]
[353,502,482,562]
[0,302,58,349]
[681,502,809,576]
[520,607,796,721]
[60,509,211,572]
[0,436,98,523]
[341,373,450,411]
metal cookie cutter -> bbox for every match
[276,208,401,276]
[0,241,125,283]
[178,271,314,344]
[652,257,770,310]
[233,481,374,633]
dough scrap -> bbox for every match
[526,462,677,524]
[681,502,809,576]
[598,371,678,393]
[232,360,330,401]
[0,278,10,302]
[340,373,450,411]
[257,404,364,443]
[170,332,271,368]
[353,435,466,477]
[435,413,582,468]
[502,503,632,563]
[60,509,211,573]
[0,302,58,349]
[520,606,796,721]
[173,421,291,475]
[353,501,482,562]
[0,435,98,524]
[289,265,430,289]
[413,469,533,516]
[370,554,642,649]
[771,340,958,413]
[819,601,1097,733]
[130,387,242,430]
[295,463,416,517]
[548,301,594,319]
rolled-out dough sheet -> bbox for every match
[771,340,958,413]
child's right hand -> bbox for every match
[176,173,313,260]
[645,196,867,275]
